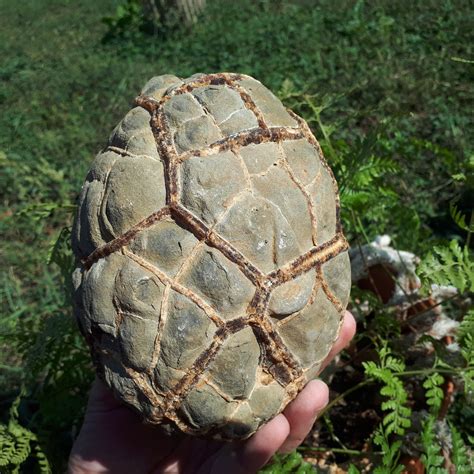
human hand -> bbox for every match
[68,311,356,474]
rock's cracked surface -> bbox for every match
[72,72,351,440]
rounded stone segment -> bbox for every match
[237,76,298,128]
[158,290,217,371]
[113,259,164,371]
[101,154,166,237]
[192,85,246,124]
[173,115,223,154]
[214,193,301,273]
[206,327,260,400]
[178,245,255,318]
[303,359,325,382]
[269,270,315,318]
[184,72,208,84]
[125,131,160,158]
[220,402,260,439]
[128,217,199,278]
[140,74,183,100]
[307,166,337,245]
[72,150,119,257]
[239,142,280,175]
[220,109,258,135]
[281,138,321,186]
[153,359,186,392]
[248,373,286,423]
[162,93,204,128]
[118,313,160,372]
[108,106,159,159]
[76,253,126,342]
[251,165,313,252]
[322,251,351,310]
[180,150,248,225]
[191,85,259,135]
[101,353,163,416]
[178,383,233,433]
[114,258,164,320]
[277,287,342,369]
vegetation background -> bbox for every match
[0,0,472,472]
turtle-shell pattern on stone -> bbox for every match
[72,72,351,440]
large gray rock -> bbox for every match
[72,72,351,440]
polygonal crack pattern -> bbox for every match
[78,73,349,437]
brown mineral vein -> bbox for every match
[318,267,344,313]
[123,365,165,406]
[82,207,171,269]
[151,110,179,204]
[169,73,244,98]
[260,317,303,377]
[308,268,323,306]
[244,289,304,387]
[268,233,348,286]
[171,204,265,285]
[161,326,229,415]
[135,94,161,113]
[177,127,303,162]
[250,322,300,386]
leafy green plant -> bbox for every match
[423,372,444,414]
[371,427,404,474]
[0,392,51,473]
[420,415,447,474]
[418,240,474,293]
[450,423,472,474]
[260,451,315,474]
[102,0,143,40]
[363,346,410,473]
[363,346,411,437]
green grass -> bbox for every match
[0,0,472,471]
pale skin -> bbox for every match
[69,311,356,474]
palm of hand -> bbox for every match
[69,312,355,474]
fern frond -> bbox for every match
[372,427,404,474]
[363,345,411,437]
[0,420,34,469]
[450,423,472,474]
[260,450,315,473]
[420,414,447,474]
[450,202,474,233]
[0,394,51,473]
[423,372,444,415]
[457,309,474,345]
[417,240,474,293]
[459,334,474,395]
